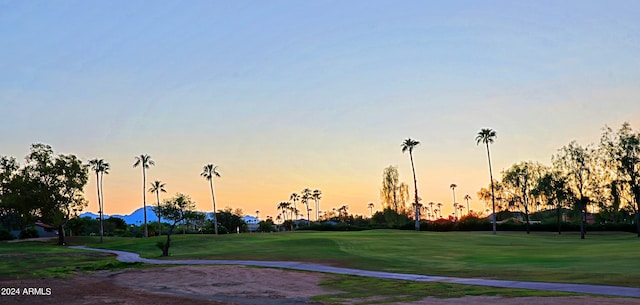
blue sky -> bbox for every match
[1,0,639,218]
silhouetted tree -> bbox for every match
[153,193,196,256]
[133,154,154,237]
[402,138,421,231]
[201,164,221,235]
[149,180,166,236]
[476,128,497,234]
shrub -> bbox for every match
[20,227,39,239]
[0,228,15,240]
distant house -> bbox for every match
[242,215,260,232]
[10,220,58,239]
[34,221,58,237]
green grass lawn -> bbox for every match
[313,274,576,304]
[0,240,139,279]
[80,230,640,287]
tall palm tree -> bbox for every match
[256,210,260,219]
[89,158,109,243]
[367,202,374,217]
[201,164,221,235]
[476,128,498,234]
[428,202,434,220]
[312,189,322,221]
[401,138,421,231]
[149,180,166,236]
[289,193,300,219]
[301,188,312,224]
[436,202,442,219]
[450,183,457,219]
[133,154,154,237]
[464,194,472,215]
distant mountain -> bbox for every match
[79,211,100,219]
[78,206,158,225]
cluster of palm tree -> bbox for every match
[275,188,322,224]
[91,154,224,239]
[395,130,495,230]
[421,201,443,220]
[88,158,109,243]
[447,183,474,219]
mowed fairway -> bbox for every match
[86,230,640,287]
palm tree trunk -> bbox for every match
[142,168,148,238]
[486,142,497,235]
[100,172,105,241]
[210,179,218,235]
[96,172,103,243]
[409,151,420,231]
[156,191,161,236]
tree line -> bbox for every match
[477,122,640,238]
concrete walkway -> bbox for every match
[70,245,640,298]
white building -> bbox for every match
[242,215,260,232]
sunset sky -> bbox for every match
[1,1,639,220]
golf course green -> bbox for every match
[79,230,640,287]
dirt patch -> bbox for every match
[1,266,638,305]
[0,265,333,305]
[107,265,334,304]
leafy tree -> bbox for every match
[258,219,275,232]
[67,216,99,236]
[553,141,596,239]
[182,211,207,234]
[104,216,128,236]
[133,154,154,237]
[477,180,508,215]
[476,128,497,234]
[0,156,38,231]
[380,166,411,223]
[602,123,640,236]
[20,144,89,245]
[401,138,421,231]
[213,207,247,233]
[148,180,167,236]
[532,171,573,234]
[502,162,544,234]
[88,158,109,243]
[201,164,221,235]
[153,193,196,256]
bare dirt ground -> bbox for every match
[2,265,639,305]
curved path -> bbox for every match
[70,245,640,298]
